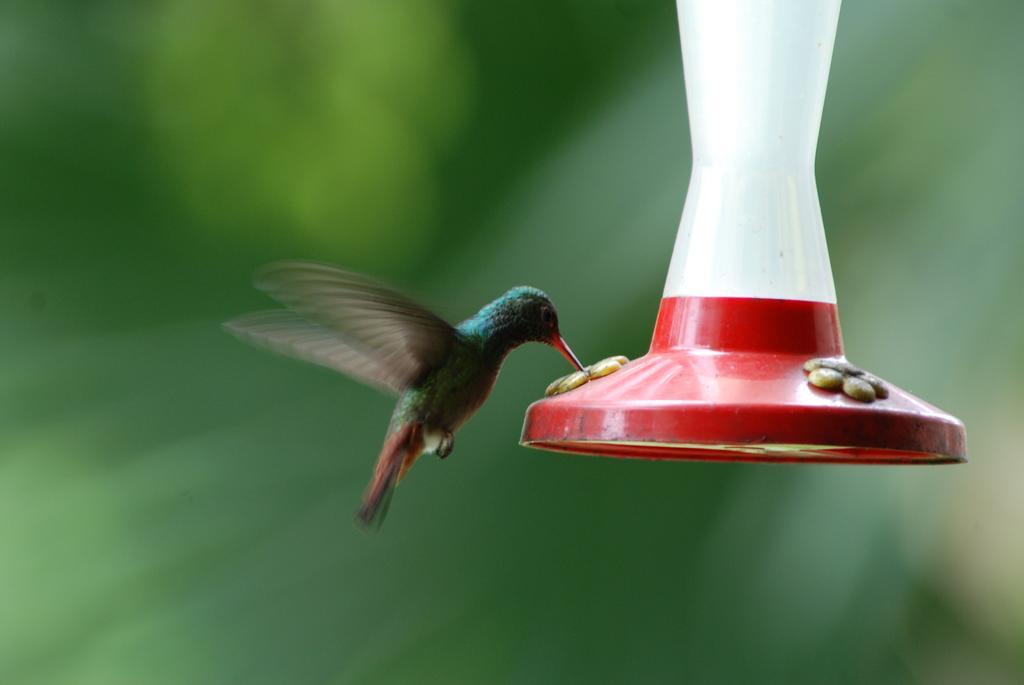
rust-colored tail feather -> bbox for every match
[356,422,423,528]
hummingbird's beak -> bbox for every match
[552,334,585,372]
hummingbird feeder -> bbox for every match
[521,0,966,464]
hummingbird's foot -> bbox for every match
[803,357,889,403]
[436,431,454,459]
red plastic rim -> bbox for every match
[520,296,967,464]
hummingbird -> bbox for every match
[225,260,584,526]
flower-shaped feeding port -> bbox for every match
[521,0,966,465]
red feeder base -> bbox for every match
[521,296,967,464]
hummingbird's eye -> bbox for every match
[541,306,554,325]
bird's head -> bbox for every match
[487,286,584,371]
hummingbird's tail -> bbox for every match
[356,422,424,528]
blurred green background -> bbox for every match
[2,0,1022,683]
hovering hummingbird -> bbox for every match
[225,261,584,527]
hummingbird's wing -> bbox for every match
[234,261,456,391]
[223,310,403,394]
